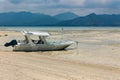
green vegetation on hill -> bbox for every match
[0,12,120,26]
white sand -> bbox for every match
[0,30,120,80]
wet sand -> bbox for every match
[0,30,120,80]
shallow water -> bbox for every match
[0,26,120,31]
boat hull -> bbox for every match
[13,41,74,51]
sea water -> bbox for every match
[0,26,120,31]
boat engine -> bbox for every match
[4,39,17,47]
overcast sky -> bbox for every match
[0,0,120,15]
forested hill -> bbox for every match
[56,13,120,26]
[0,12,120,26]
[0,12,58,26]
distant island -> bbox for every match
[0,11,120,26]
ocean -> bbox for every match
[0,26,120,31]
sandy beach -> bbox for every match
[0,30,120,80]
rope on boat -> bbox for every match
[67,41,79,50]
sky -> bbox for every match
[0,0,120,16]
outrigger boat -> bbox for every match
[4,31,74,51]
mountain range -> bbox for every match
[0,12,58,26]
[54,12,79,21]
[0,12,120,26]
[57,13,120,26]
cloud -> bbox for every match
[8,0,59,4]
[7,0,120,9]
[84,0,120,8]
[0,0,119,15]
[9,0,23,4]
[59,0,85,6]
[0,0,5,2]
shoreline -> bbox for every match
[1,26,120,31]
